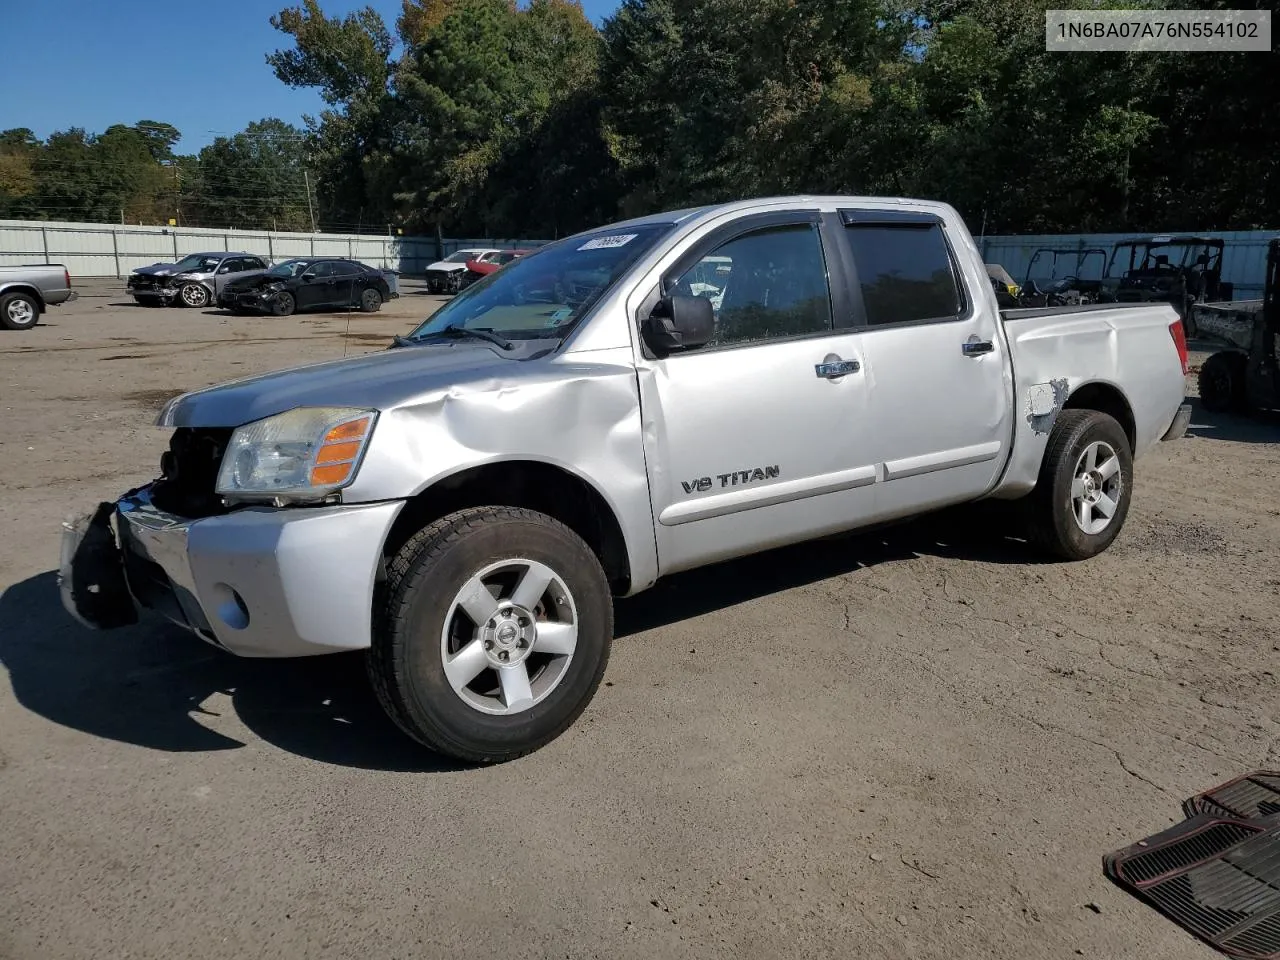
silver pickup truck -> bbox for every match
[0,263,78,330]
[60,196,1191,763]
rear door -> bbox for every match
[328,260,365,307]
[632,210,879,575]
[833,209,1012,520]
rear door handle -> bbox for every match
[815,359,861,379]
[962,338,995,357]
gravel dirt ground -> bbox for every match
[2,281,1278,960]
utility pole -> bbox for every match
[303,170,317,233]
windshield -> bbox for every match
[174,254,221,272]
[1027,250,1105,283]
[444,251,480,264]
[267,259,312,278]
[408,223,674,341]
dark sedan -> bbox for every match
[217,258,397,316]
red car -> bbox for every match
[460,249,529,288]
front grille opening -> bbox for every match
[149,427,234,519]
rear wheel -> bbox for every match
[1024,409,1133,561]
[368,506,613,763]
[0,292,39,330]
[1197,351,1248,414]
[360,287,383,313]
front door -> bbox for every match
[633,213,878,576]
[835,211,1012,521]
[296,261,336,310]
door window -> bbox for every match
[307,262,338,279]
[670,223,833,347]
[844,224,964,326]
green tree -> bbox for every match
[0,129,39,218]
[189,119,313,230]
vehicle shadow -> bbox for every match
[615,504,1040,637]
[1,507,1035,769]
[0,572,464,773]
[1183,397,1280,445]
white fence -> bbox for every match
[0,219,548,279]
[3,217,1276,293]
[979,229,1278,297]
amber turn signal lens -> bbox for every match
[310,463,353,485]
[325,416,371,444]
[309,414,373,487]
[315,440,362,465]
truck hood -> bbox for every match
[157,341,546,428]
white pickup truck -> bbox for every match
[61,196,1191,763]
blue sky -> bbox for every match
[0,0,621,154]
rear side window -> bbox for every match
[845,224,964,326]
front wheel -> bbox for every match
[270,291,296,317]
[1024,409,1133,561]
[368,506,613,763]
[178,283,210,308]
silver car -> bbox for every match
[126,252,271,309]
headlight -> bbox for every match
[216,406,377,503]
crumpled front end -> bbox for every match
[60,483,404,658]
[126,272,181,303]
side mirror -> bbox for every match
[642,295,714,356]
[302,272,316,282]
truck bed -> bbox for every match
[1001,302,1171,322]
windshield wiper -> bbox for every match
[417,323,515,351]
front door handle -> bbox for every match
[962,338,995,357]
[815,359,861,380]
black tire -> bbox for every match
[1024,409,1134,561]
[368,506,613,763]
[360,287,383,313]
[1197,351,1248,414]
[0,291,40,330]
[178,283,209,308]
[270,291,296,317]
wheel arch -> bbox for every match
[1062,381,1137,452]
[0,283,47,312]
[380,459,634,595]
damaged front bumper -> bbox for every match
[130,286,181,304]
[59,485,403,658]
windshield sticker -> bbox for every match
[547,307,573,325]
[578,234,638,251]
